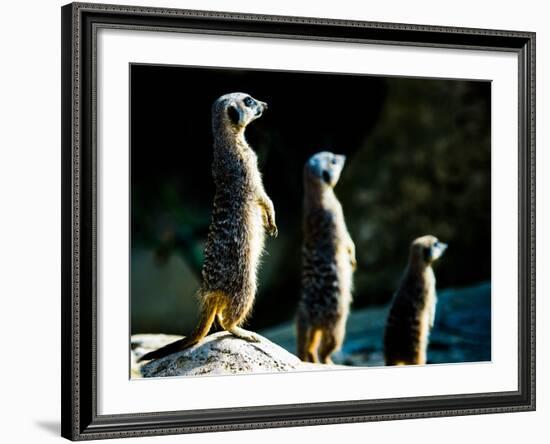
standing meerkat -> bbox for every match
[384,235,447,366]
[296,151,356,364]
[140,92,277,362]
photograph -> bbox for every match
[59,2,536,440]
[129,63,492,379]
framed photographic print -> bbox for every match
[61,2,536,440]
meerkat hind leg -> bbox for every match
[318,323,345,365]
[218,308,260,342]
[303,328,322,363]
[415,350,427,366]
[227,325,261,342]
[297,324,318,363]
[318,332,336,364]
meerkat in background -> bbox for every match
[140,92,277,362]
[296,151,356,364]
[384,235,448,366]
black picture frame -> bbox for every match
[61,2,536,440]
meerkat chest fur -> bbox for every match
[416,266,436,329]
[396,265,437,346]
[319,191,353,287]
[202,123,267,298]
[302,185,354,320]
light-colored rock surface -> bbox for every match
[132,331,344,378]
[131,334,184,378]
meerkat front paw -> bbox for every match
[259,196,278,237]
[348,245,357,270]
[264,210,278,237]
[267,219,278,237]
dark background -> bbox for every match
[130,63,491,336]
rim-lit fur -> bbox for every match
[384,235,447,366]
[139,93,277,362]
[296,151,356,364]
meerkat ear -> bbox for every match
[227,104,241,125]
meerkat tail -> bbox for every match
[138,298,219,362]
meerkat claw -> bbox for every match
[267,213,278,237]
[248,334,261,343]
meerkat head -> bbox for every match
[305,151,346,189]
[410,235,448,267]
[212,92,268,133]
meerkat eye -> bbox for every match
[243,97,254,107]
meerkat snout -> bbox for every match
[426,239,447,262]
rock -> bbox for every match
[131,282,491,377]
[131,334,184,378]
[132,332,344,378]
[260,281,491,366]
